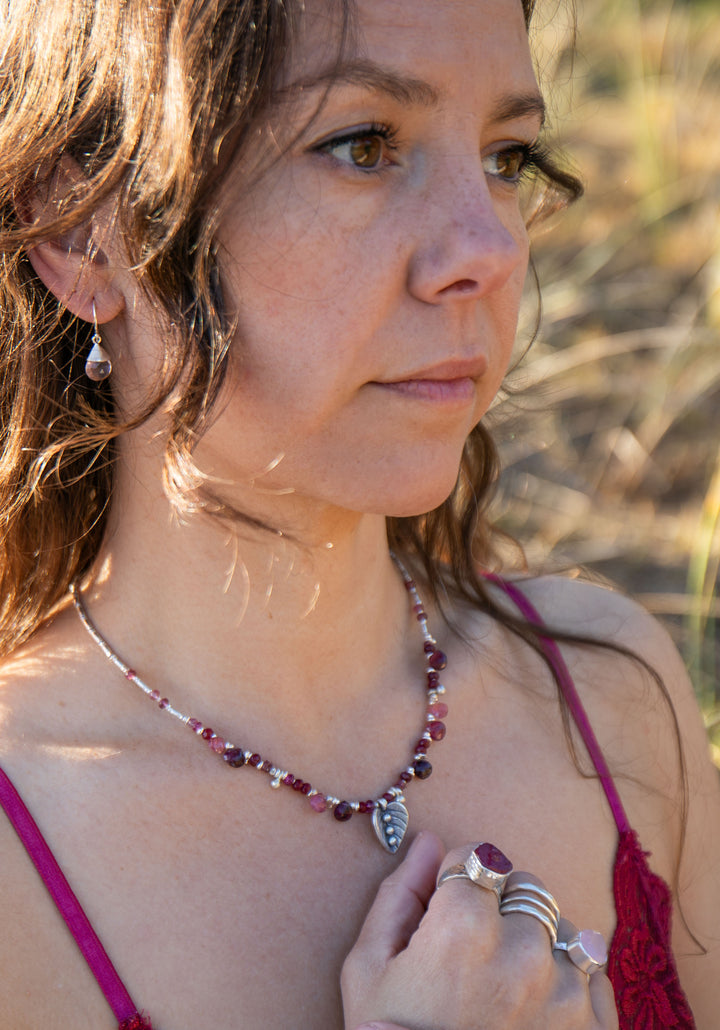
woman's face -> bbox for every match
[202,0,542,520]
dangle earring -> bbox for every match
[84,301,112,382]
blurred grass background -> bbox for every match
[491,0,720,761]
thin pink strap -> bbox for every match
[486,576,632,834]
[0,765,142,1023]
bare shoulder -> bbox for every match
[495,574,720,1021]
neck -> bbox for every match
[80,480,425,735]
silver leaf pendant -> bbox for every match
[372,796,409,854]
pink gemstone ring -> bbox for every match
[554,929,608,975]
[464,842,513,899]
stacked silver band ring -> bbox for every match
[553,930,608,975]
[498,881,560,945]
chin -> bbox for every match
[364,471,462,520]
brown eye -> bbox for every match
[482,145,534,185]
[317,126,398,171]
[348,135,384,168]
[496,150,524,179]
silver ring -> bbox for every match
[436,862,474,889]
[499,898,559,945]
[502,881,560,920]
[554,930,608,975]
[464,842,513,897]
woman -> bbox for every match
[0,1,717,1027]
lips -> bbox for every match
[370,355,488,403]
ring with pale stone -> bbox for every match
[554,930,608,975]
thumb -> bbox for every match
[352,830,444,961]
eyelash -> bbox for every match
[313,124,546,185]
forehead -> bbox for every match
[286,0,536,100]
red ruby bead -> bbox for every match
[412,758,432,779]
[382,792,394,803]
[428,650,447,670]
[261,760,272,772]
[415,739,430,751]
[474,842,512,875]
[159,698,169,709]
[249,753,262,767]
[399,772,412,785]
[150,689,160,701]
[301,782,312,795]
[414,603,424,613]
[188,718,202,733]
[334,801,353,821]
[292,779,305,791]
[428,702,448,719]
[283,774,295,786]
[201,728,214,740]
[427,671,439,688]
[428,721,446,741]
[424,642,435,654]
[223,748,246,767]
[126,669,137,680]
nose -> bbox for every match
[406,167,527,305]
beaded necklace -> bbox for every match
[71,556,448,854]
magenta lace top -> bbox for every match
[0,579,695,1029]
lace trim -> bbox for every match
[608,830,695,1029]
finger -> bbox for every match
[589,971,619,1029]
[352,830,445,961]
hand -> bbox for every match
[342,832,618,1030]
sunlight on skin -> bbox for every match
[40,745,123,762]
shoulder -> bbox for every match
[490,572,690,697]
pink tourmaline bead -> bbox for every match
[427,721,446,741]
[428,702,448,719]
[188,718,202,733]
[150,689,160,701]
[126,669,136,680]
[210,737,226,753]
[428,650,447,670]
[309,794,327,812]
[159,698,169,709]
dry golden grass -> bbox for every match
[492,0,720,756]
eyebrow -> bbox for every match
[284,59,546,127]
[285,59,441,107]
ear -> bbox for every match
[23,158,125,325]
